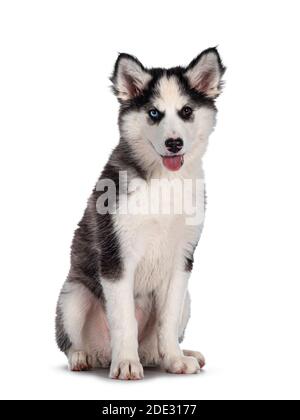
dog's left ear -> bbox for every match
[184,48,226,98]
[111,53,152,101]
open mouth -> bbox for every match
[162,155,184,171]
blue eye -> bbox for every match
[149,109,160,119]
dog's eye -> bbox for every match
[148,108,160,120]
[180,106,193,120]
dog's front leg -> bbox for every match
[102,272,143,380]
[157,269,200,374]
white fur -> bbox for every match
[69,351,90,371]
[60,282,111,368]
[109,150,205,376]
[102,269,144,379]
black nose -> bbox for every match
[165,138,183,154]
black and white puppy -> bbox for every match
[56,48,225,379]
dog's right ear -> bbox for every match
[111,53,152,101]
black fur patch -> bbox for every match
[185,256,194,272]
[69,209,107,297]
[67,139,146,300]
[55,303,72,353]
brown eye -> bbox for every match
[181,106,193,119]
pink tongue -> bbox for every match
[162,156,183,171]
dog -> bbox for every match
[55,48,225,379]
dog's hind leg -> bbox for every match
[56,281,93,371]
[178,290,191,343]
[56,280,111,371]
[179,291,206,369]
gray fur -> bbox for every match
[55,301,72,353]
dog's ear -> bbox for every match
[184,48,225,98]
[111,53,152,101]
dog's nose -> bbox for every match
[165,138,183,154]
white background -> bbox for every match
[1,0,300,400]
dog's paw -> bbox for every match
[183,349,205,369]
[162,355,200,374]
[109,359,144,380]
[88,350,111,369]
[69,351,91,371]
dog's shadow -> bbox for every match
[56,365,206,382]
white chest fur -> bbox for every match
[114,169,205,295]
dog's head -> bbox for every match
[111,48,225,172]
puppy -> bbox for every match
[56,48,225,379]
